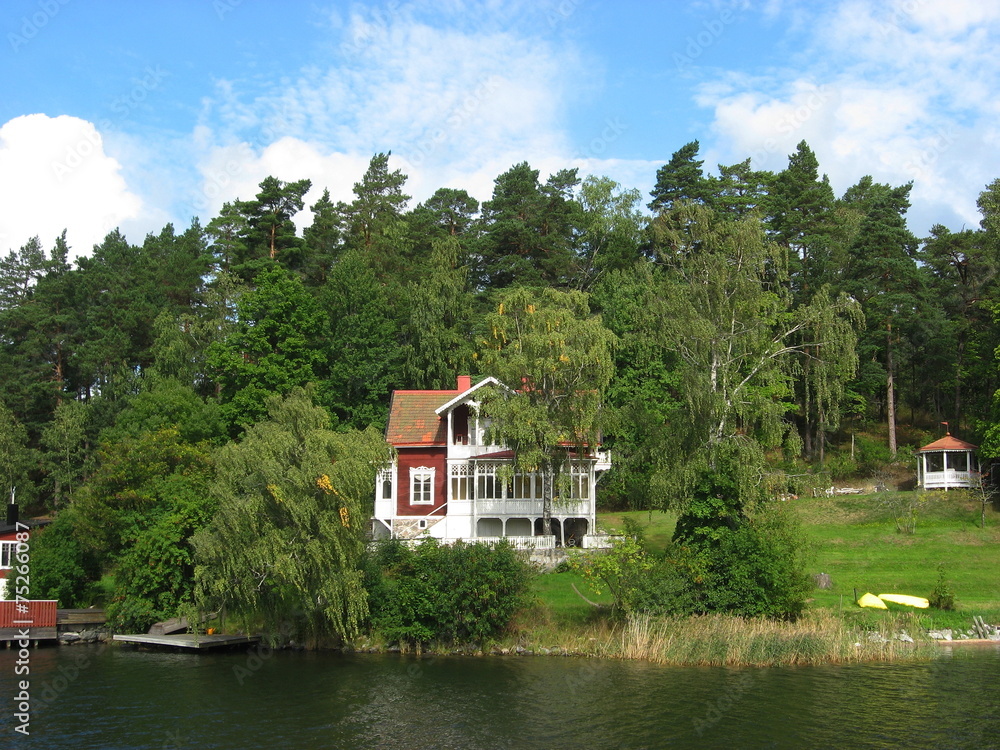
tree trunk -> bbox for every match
[886,324,897,456]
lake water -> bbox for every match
[2,643,999,749]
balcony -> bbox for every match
[475,499,591,516]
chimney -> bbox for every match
[6,503,17,527]
[457,375,472,392]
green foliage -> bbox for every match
[693,503,811,619]
[72,426,216,632]
[27,509,102,608]
[365,539,531,646]
[207,266,326,429]
[194,387,393,643]
[929,563,957,611]
[572,533,699,617]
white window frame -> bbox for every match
[0,540,18,570]
[409,466,435,505]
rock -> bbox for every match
[896,632,914,643]
[80,629,99,643]
[59,631,81,643]
[866,632,888,644]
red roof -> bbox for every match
[918,434,978,452]
[385,390,457,446]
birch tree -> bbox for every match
[478,287,615,535]
[651,203,859,498]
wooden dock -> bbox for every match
[113,633,261,650]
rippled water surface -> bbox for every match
[2,644,999,748]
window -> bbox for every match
[378,468,393,500]
[569,472,590,499]
[410,467,435,504]
[451,464,472,500]
[0,541,18,570]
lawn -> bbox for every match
[792,491,1000,624]
[587,494,1000,617]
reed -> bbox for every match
[607,610,936,667]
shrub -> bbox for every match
[928,563,956,611]
[28,510,102,608]
[365,539,531,646]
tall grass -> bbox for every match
[608,610,936,667]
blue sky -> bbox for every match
[3,0,999,257]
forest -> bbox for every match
[4,139,1000,634]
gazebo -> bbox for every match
[916,433,979,490]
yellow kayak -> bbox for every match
[858,592,888,609]
[878,594,929,609]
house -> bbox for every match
[0,503,34,601]
[916,433,979,490]
[372,375,611,548]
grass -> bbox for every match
[515,490,1000,666]
[793,490,1000,616]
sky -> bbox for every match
[2,0,1000,258]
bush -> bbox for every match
[365,539,531,646]
[696,505,812,619]
[928,563,956,611]
[28,510,102,608]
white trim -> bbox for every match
[409,466,436,505]
[434,376,507,416]
[0,540,18,570]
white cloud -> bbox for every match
[0,114,143,258]
[187,3,593,217]
[698,0,1000,234]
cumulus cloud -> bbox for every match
[0,114,143,258]
[183,3,654,222]
[697,0,1000,233]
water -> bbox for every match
[2,644,999,749]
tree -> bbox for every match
[648,140,715,213]
[478,287,616,535]
[399,237,475,389]
[843,181,921,454]
[318,251,403,429]
[193,388,393,644]
[40,399,90,508]
[0,402,33,505]
[767,141,837,293]
[236,176,312,268]
[72,426,216,631]
[476,163,582,289]
[207,266,326,429]
[651,203,858,494]
[574,175,645,289]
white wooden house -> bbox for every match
[916,433,979,490]
[372,376,611,548]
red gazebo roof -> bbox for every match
[918,434,977,452]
